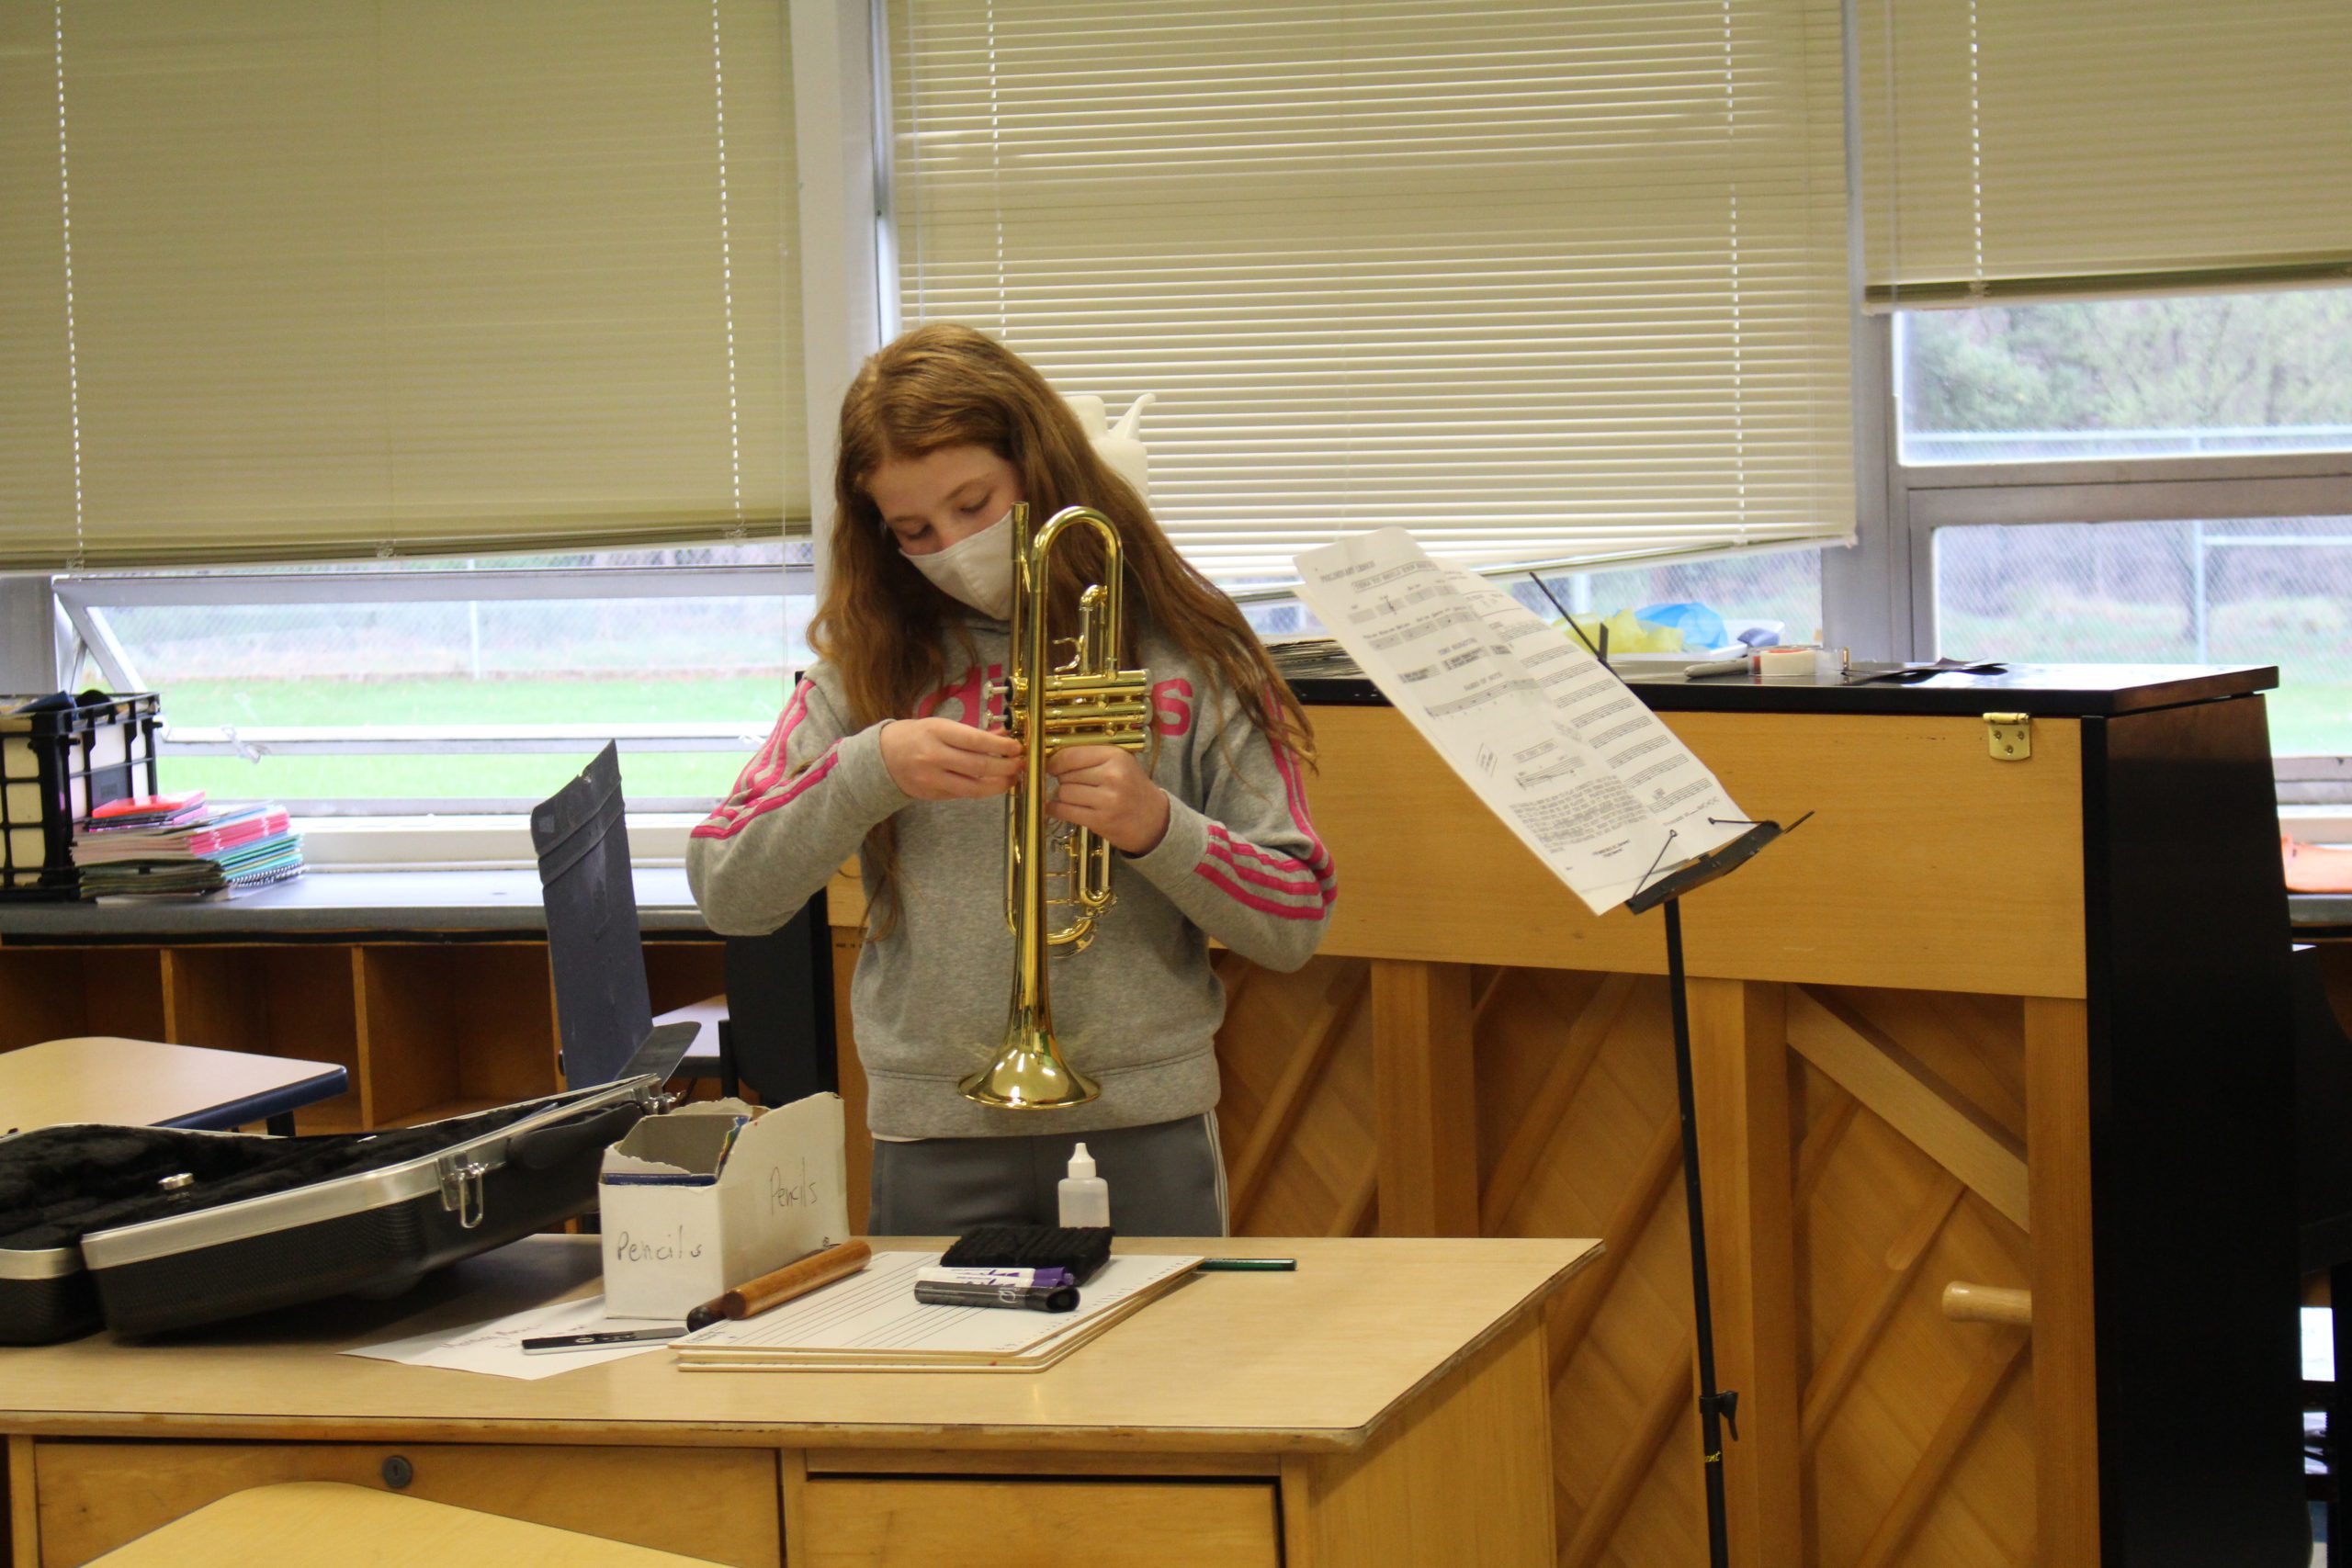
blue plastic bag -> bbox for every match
[1632,601,1727,653]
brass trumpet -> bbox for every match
[959,502,1152,1110]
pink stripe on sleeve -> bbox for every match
[707,685,810,826]
[1193,861,1328,920]
[1204,828,1335,905]
[690,745,841,840]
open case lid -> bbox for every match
[532,740,654,1088]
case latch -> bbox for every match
[437,1157,491,1229]
[1984,712,2031,761]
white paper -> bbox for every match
[1293,527,1746,915]
[674,1250,1198,1364]
[345,1295,671,1381]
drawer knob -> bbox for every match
[380,1454,414,1489]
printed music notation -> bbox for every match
[1514,753,1579,790]
[1292,528,1747,916]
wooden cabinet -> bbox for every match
[0,933,732,1134]
[31,1439,782,1567]
[0,948,166,1053]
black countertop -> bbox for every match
[1293,661,2278,717]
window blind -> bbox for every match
[0,0,801,570]
[1860,0,2352,309]
[888,0,1853,586]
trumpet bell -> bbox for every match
[958,1005,1102,1110]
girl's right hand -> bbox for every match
[878,717,1025,800]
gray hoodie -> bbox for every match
[686,619,1335,1140]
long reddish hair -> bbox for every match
[812,323,1313,926]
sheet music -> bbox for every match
[1292,528,1745,915]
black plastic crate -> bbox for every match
[0,692,163,899]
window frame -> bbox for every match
[51,558,810,818]
[1833,310,2352,782]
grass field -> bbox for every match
[154,676,790,806]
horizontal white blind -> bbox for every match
[0,1,802,570]
[888,0,1853,584]
[1860,0,2352,308]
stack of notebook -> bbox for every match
[73,795,306,898]
[673,1250,1200,1372]
[1263,634,1365,682]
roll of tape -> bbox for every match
[1756,646,1816,676]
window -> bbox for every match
[888,0,1855,590]
[1935,518,2352,757]
[1888,289,2352,773]
[6,2,809,822]
[1845,0,2352,784]
[1900,291,2352,464]
[61,545,808,814]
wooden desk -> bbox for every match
[0,1234,1597,1568]
[0,1036,347,1136]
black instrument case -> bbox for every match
[0,1023,693,1344]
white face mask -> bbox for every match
[902,506,1017,621]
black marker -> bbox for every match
[520,1325,684,1354]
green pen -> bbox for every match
[1197,1258,1296,1271]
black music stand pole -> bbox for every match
[1624,814,1806,1568]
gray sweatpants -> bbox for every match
[867,1113,1228,1238]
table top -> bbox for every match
[0,1234,1599,1454]
[0,867,708,941]
[89,1483,725,1567]
[0,1035,348,1134]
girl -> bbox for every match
[687,324,1334,1237]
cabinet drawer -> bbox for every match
[797,1477,1279,1568]
[33,1440,779,1568]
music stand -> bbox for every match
[1624,811,1809,1568]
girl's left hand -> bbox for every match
[1043,746,1170,855]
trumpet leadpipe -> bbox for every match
[1032,699,1152,723]
[1038,728,1151,752]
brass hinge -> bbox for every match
[1984,712,2031,761]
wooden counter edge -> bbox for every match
[1329,1236,1600,1446]
[0,1243,1601,1459]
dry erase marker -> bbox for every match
[1197,1258,1296,1272]
[520,1325,684,1354]
[913,1280,1080,1313]
[915,1266,1077,1291]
